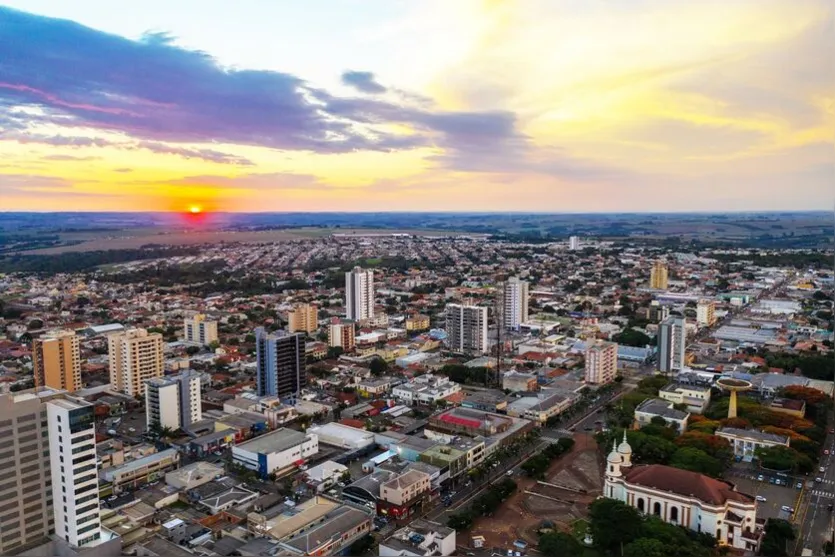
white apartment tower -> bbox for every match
[585,341,618,385]
[145,369,202,431]
[501,277,529,330]
[46,398,102,549]
[108,328,164,397]
[569,236,581,250]
[445,303,488,354]
[184,314,218,345]
[345,267,374,322]
[658,317,687,374]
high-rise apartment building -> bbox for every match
[145,369,202,431]
[32,329,81,392]
[183,314,218,345]
[0,389,61,554]
[658,317,687,374]
[650,260,669,290]
[648,300,670,323]
[288,303,319,334]
[328,318,356,351]
[46,398,102,549]
[569,236,581,250]
[107,328,164,397]
[345,267,374,322]
[585,341,618,385]
[501,277,529,330]
[696,299,717,327]
[445,304,488,354]
[255,328,305,401]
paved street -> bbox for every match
[797,429,835,555]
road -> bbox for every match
[797,428,835,555]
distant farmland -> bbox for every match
[20,227,463,254]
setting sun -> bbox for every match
[189,205,202,214]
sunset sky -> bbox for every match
[1,0,833,213]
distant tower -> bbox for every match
[255,328,305,402]
[658,317,686,374]
[501,277,530,331]
[650,260,669,290]
[716,378,753,419]
[32,329,81,392]
[569,236,581,251]
[345,267,374,322]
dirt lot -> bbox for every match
[467,434,603,548]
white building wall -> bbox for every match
[47,400,101,548]
[232,434,319,476]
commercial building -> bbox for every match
[767,398,806,419]
[165,461,224,491]
[715,428,791,462]
[231,428,318,479]
[378,470,432,520]
[501,277,529,331]
[634,399,690,433]
[444,303,488,354]
[277,504,373,556]
[605,440,762,552]
[108,328,164,397]
[650,260,669,290]
[380,520,456,556]
[392,374,461,406]
[658,317,686,374]
[255,327,305,401]
[288,303,319,334]
[428,407,513,438]
[345,266,375,322]
[585,341,618,385]
[328,318,356,351]
[183,314,218,345]
[32,329,81,392]
[0,389,62,554]
[307,422,375,450]
[696,299,717,327]
[145,369,202,430]
[99,449,181,494]
[658,382,711,414]
[506,391,576,424]
[46,398,102,549]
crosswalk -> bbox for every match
[809,490,835,499]
[818,478,835,486]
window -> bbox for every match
[653,502,662,516]
[670,507,679,523]
[637,498,645,513]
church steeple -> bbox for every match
[618,430,633,467]
[606,439,623,478]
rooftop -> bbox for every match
[236,428,310,454]
[625,464,754,506]
[635,398,689,421]
[715,427,790,445]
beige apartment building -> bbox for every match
[288,303,319,334]
[328,318,356,351]
[405,314,430,332]
[183,314,218,345]
[696,299,717,327]
[32,329,81,392]
[108,328,164,397]
[650,260,669,290]
[0,389,64,554]
[585,341,618,385]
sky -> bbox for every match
[0,0,833,213]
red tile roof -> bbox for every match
[625,465,754,506]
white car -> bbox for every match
[755,495,767,502]
[820,467,826,473]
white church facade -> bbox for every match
[604,433,764,553]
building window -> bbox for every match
[670,507,678,523]
[637,498,645,513]
[653,502,662,516]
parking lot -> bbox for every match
[731,474,804,520]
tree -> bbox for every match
[538,532,581,557]
[588,498,642,553]
[27,319,43,330]
[613,328,652,347]
[760,518,795,557]
[669,447,724,477]
[186,345,200,355]
[348,535,375,556]
[369,357,388,376]
[623,538,666,557]
[447,512,473,531]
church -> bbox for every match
[604,433,764,553]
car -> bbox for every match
[816,477,823,483]
[821,467,826,473]
[830,428,834,434]
[797,482,803,489]
[757,475,764,481]
[756,496,767,502]
[507,470,514,476]
[781,505,795,514]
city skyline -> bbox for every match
[1,0,833,213]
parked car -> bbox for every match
[781,505,795,514]
[757,475,764,481]
[820,467,826,473]
[756,495,767,502]
[797,482,804,489]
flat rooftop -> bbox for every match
[236,428,309,454]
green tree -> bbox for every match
[369,357,388,376]
[588,498,642,553]
[760,518,795,556]
[447,512,473,531]
[538,532,581,557]
[623,538,666,557]
[348,535,375,556]
[669,447,724,477]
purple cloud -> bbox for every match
[135,141,254,166]
[41,154,100,161]
[0,6,522,161]
[341,71,387,94]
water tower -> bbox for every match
[716,378,753,419]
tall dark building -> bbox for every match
[658,317,686,374]
[255,328,304,401]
